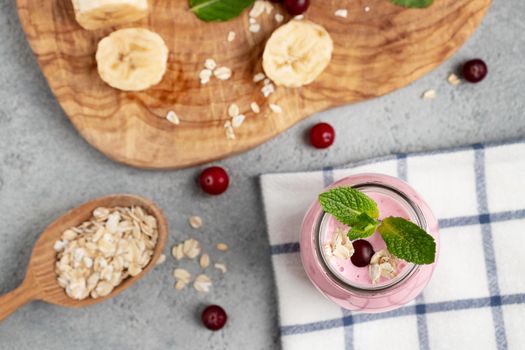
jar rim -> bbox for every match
[314,181,428,293]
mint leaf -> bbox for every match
[319,187,379,226]
[390,0,433,8]
[348,213,380,240]
[190,0,255,21]
[378,217,436,264]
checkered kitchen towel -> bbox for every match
[261,140,525,350]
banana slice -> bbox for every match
[96,28,169,92]
[263,20,333,88]
[71,0,149,31]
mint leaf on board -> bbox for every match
[347,213,380,240]
[319,187,380,226]
[378,217,436,264]
[390,0,433,8]
[190,0,256,22]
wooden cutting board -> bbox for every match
[16,0,490,169]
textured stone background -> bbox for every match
[0,0,524,349]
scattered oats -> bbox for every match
[228,103,240,117]
[269,103,283,114]
[249,0,266,18]
[274,13,284,23]
[249,23,261,33]
[294,15,304,20]
[193,274,212,293]
[204,58,217,71]
[224,121,236,140]
[214,263,227,273]
[263,78,271,86]
[175,280,187,290]
[155,254,166,265]
[448,73,461,86]
[166,111,180,125]
[231,114,246,128]
[172,244,184,260]
[227,31,236,42]
[250,102,260,114]
[214,66,232,80]
[189,215,203,229]
[200,253,210,269]
[249,17,257,24]
[335,9,348,18]
[253,72,266,83]
[421,89,437,100]
[183,238,202,259]
[364,6,371,12]
[216,243,229,251]
[261,83,275,98]
[173,268,192,283]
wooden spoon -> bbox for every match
[0,194,168,322]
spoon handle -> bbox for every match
[0,275,39,322]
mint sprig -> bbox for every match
[378,217,436,264]
[318,186,436,264]
[190,0,255,22]
[319,187,379,225]
[390,0,433,8]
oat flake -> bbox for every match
[231,114,246,128]
[335,9,348,18]
[249,23,261,33]
[216,243,229,251]
[166,111,180,125]
[228,103,240,117]
[448,73,461,86]
[269,104,283,114]
[250,102,261,114]
[189,216,203,229]
[204,58,217,71]
[214,67,232,80]
[422,89,437,100]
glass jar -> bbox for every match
[300,173,440,312]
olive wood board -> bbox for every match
[16,0,491,169]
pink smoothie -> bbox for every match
[300,173,440,312]
[319,191,414,289]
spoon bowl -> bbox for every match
[0,194,168,321]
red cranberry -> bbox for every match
[202,305,228,331]
[351,240,375,267]
[462,59,487,83]
[309,122,335,149]
[199,166,229,195]
[284,0,310,15]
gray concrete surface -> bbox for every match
[0,0,524,349]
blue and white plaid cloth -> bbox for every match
[261,140,525,350]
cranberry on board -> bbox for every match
[462,59,488,83]
[202,305,228,331]
[351,240,375,267]
[199,166,229,195]
[284,0,310,15]
[309,122,335,149]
